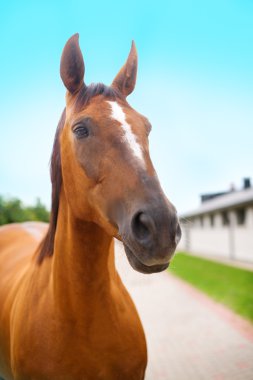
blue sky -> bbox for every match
[0,0,252,213]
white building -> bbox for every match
[178,179,253,263]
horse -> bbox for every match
[0,34,181,380]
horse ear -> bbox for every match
[112,41,138,97]
[60,34,85,94]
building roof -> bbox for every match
[181,187,253,218]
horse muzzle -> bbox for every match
[120,202,182,274]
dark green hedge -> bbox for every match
[0,196,49,225]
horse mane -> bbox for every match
[37,108,65,264]
[37,83,121,264]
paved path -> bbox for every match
[115,241,253,380]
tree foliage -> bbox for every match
[0,196,49,225]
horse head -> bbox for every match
[47,34,181,274]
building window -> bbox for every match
[210,214,214,227]
[236,208,246,225]
[222,211,230,226]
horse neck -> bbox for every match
[51,189,116,317]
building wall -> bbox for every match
[234,207,253,262]
[188,228,230,258]
[178,205,253,263]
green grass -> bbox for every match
[170,252,253,323]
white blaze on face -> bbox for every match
[107,101,145,167]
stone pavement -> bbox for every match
[115,241,253,380]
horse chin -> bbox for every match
[123,243,169,274]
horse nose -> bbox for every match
[131,209,181,249]
[131,211,156,247]
[175,222,182,245]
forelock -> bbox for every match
[74,83,124,111]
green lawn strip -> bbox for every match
[169,252,253,323]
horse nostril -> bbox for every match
[131,212,154,243]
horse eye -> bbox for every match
[73,124,89,139]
